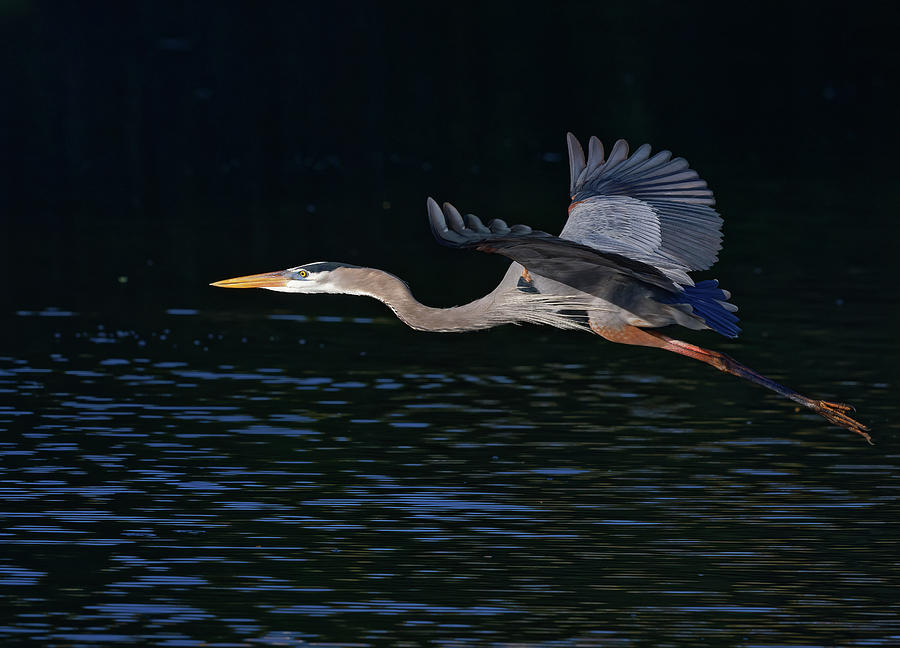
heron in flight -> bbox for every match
[212,133,870,442]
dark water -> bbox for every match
[2,287,897,646]
[5,3,900,644]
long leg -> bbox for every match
[591,323,871,443]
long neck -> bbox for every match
[333,267,509,332]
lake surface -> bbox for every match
[5,2,900,644]
[2,289,897,646]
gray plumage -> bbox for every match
[318,263,596,333]
[564,133,723,280]
[211,132,870,442]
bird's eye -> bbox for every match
[298,269,308,278]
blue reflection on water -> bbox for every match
[0,308,897,646]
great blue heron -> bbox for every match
[212,133,870,443]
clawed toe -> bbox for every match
[814,400,872,444]
[821,401,856,414]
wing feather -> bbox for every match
[423,133,739,336]
[567,135,586,191]
[563,133,722,271]
[426,198,679,298]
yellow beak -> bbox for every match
[210,270,290,289]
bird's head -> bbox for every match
[211,262,362,294]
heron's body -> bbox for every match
[213,133,870,442]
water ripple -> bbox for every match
[0,313,897,646]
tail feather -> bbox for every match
[661,280,741,338]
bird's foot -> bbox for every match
[811,400,872,444]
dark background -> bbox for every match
[2,5,899,644]
[2,1,899,315]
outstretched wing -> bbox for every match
[563,133,723,273]
[426,198,679,296]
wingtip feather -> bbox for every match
[567,133,586,193]
[587,136,605,168]
[607,139,630,166]
[442,201,466,233]
[427,196,448,234]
